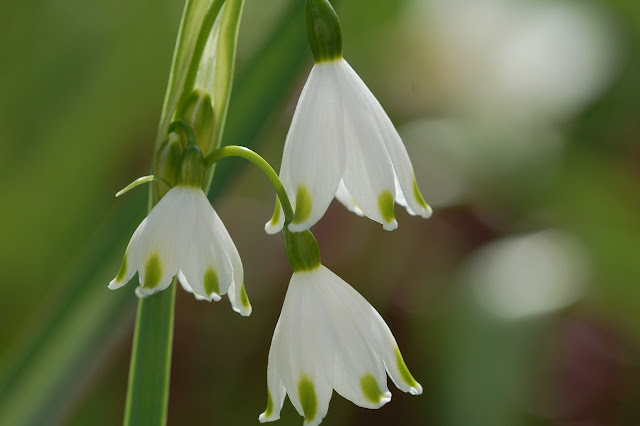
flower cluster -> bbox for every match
[110,0,430,424]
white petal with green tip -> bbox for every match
[281,63,346,233]
[340,59,432,219]
[261,265,421,425]
[108,186,249,314]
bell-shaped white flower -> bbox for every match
[108,185,251,316]
[265,58,432,234]
[259,265,422,426]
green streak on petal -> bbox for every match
[204,268,220,296]
[143,254,162,289]
[298,374,317,423]
[115,253,128,283]
[360,374,384,404]
[378,190,395,223]
[270,197,281,226]
[413,177,428,210]
[240,284,250,309]
[395,346,418,388]
[292,185,312,224]
[264,389,274,418]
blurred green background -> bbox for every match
[1,0,640,425]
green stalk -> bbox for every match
[205,145,295,222]
[123,1,243,424]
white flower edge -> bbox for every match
[265,58,431,235]
[108,186,251,315]
[259,265,422,426]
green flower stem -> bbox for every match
[205,145,295,222]
[124,1,240,425]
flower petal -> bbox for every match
[135,186,197,297]
[284,63,346,233]
[330,267,423,396]
[108,221,143,290]
[178,191,235,301]
[340,59,432,219]
[259,316,286,423]
[316,266,391,409]
[204,198,251,316]
[336,61,398,231]
[334,179,364,216]
[274,272,334,425]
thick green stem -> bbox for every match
[205,146,295,222]
[123,1,237,425]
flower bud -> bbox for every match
[153,131,183,199]
[282,228,321,272]
[180,89,216,155]
[177,144,205,188]
[306,0,343,63]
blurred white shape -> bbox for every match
[407,0,619,124]
[399,119,470,208]
[464,230,589,320]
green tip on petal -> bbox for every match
[270,197,281,226]
[305,0,343,63]
[378,190,397,230]
[292,185,312,225]
[114,253,128,283]
[298,374,318,423]
[143,254,162,289]
[204,268,220,296]
[412,177,429,211]
[264,389,274,418]
[240,283,251,309]
[360,374,385,404]
[395,346,419,388]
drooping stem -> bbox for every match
[205,145,294,222]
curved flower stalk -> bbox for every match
[109,137,251,316]
[266,0,432,234]
[259,231,422,426]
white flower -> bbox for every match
[266,58,432,235]
[108,185,251,315]
[259,265,422,426]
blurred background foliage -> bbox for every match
[1,0,639,425]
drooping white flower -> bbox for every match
[259,265,422,426]
[265,62,431,235]
[108,185,251,315]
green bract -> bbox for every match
[305,0,342,63]
[180,89,216,156]
[282,228,321,272]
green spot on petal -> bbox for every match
[395,346,418,388]
[270,197,281,226]
[378,190,395,223]
[265,389,274,418]
[143,254,162,289]
[115,252,128,282]
[413,177,428,210]
[292,185,312,224]
[360,373,384,404]
[298,374,317,423]
[240,283,250,309]
[204,268,219,296]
